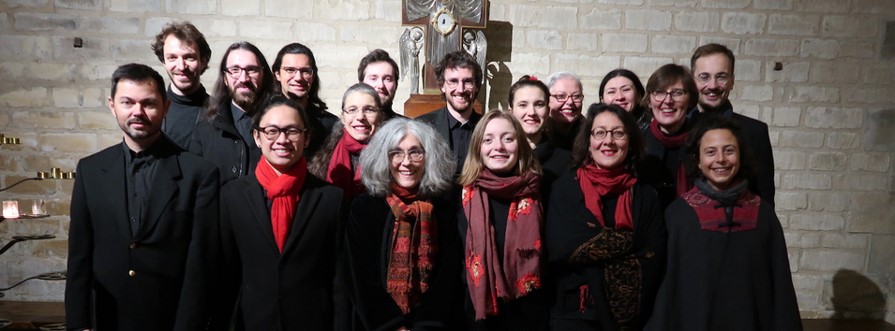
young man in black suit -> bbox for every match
[66,63,220,331]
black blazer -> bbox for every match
[65,137,220,331]
[344,193,463,331]
[189,101,261,185]
[416,107,482,175]
[217,173,345,331]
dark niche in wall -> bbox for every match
[882,21,895,60]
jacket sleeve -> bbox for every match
[65,160,94,330]
[753,122,776,206]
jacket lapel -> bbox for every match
[243,179,280,254]
[435,107,451,143]
[99,147,132,239]
[280,181,322,257]
[135,152,180,239]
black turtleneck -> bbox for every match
[163,85,208,149]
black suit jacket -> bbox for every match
[416,107,482,175]
[190,101,261,185]
[217,173,345,330]
[65,137,220,331]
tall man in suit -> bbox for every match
[691,43,776,204]
[66,63,220,331]
[416,51,483,174]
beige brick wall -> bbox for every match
[1,0,894,322]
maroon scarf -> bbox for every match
[384,184,438,314]
[327,128,366,198]
[576,164,636,230]
[682,180,760,232]
[255,157,307,252]
[649,120,691,196]
[461,169,543,320]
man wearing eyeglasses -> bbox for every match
[691,43,775,204]
[271,43,338,158]
[150,21,211,150]
[416,51,483,175]
[190,41,273,184]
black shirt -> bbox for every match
[230,101,255,146]
[446,110,481,174]
[162,85,208,149]
[122,140,162,237]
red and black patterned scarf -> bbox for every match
[327,127,366,199]
[683,179,760,232]
[576,163,637,230]
[461,169,543,320]
[384,184,438,314]
[255,157,307,253]
[649,119,692,196]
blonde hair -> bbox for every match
[458,110,542,186]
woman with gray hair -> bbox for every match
[344,118,463,331]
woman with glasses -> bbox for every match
[309,83,385,200]
[216,95,345,330]
[546,71,586,150]
[640,64,701,208]
[546,103,665,330]
[344,118,463,331]
[457,111,549,330]
[599,69,651,132]
[645,116,801,331]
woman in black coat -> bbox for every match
[546,103,666,330]
[344,118,463,330]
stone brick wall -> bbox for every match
[1,0,893,322]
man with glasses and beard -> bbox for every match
[190,41,274,184]
[690,43,775,204]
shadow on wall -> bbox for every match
[481,20,513,111]
[831,269,887,319]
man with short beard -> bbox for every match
[190,41,274,184]
[357,49,404,120]
[150,21,211,149]
[690,43,775,204]
[416,51,483,175]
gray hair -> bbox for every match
[341,82,382,110]
[546,71,583,91]
[359,118,456,198]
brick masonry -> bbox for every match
[1,0,894,322]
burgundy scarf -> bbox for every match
[255,157,307,252]
[327,128,366,198]
[682,180,760,232]
[384,184,438,314]
[462,169,543,320]
[649,119,691,196]
[576,164,636,230]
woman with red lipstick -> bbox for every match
[345,118,463,331]
[456,111,548,330]
[309,83,385,200]
[546,103,665,330]
[599,69,651,132]
[645,117,801,331]
[640,64,700,208]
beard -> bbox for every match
[230,82,258,110]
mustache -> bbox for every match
[127,117,151,126]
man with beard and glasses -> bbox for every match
[271,42,338,158]
[190,41,273,184]
[689,43,775,204]
[357,49,404,120]
[150,21,211,149]
[415,51,483,175]
[66,63,220,331]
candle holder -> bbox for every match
[3,200,19,219]
[0,133,21,145]
[0,234,56,255]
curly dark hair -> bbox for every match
[570,103,645,174]
[150,21,211,71]
[683,115,755,184]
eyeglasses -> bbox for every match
[444,78,475,89]
[695,73,731,86]
[226,66,262,78]
[255,126,307,141]
[651,89,688,102]
[591,129,627,140]
[389,149,425,163]
[281,67,314,79]
[551,93,584,103]
[342,106,379,116]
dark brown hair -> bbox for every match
[150,21,211,71]
[642,64,699,111]
[570,103,645,174]
[690,43,735,72]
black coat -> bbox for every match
[534,138,571,210]
[546,173,665,330]
[65,137,220,331]
[344,193,463,331]
[189,102,261,185]
[217,173,345,330]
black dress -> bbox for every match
[546,173,666,330]
[344,193,464,331]
[645,190,801,331]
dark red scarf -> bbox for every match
[384,184,438,314]
[576,164,636,230]
[255,157,307,252]
[461,169,543,320]
[649,119,691,196]
[327,128,366,198]
[683,180,760,232]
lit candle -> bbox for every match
[3,201,19,219]
[32,199,46,215]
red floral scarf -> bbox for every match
[327,127,366,199]
[576,164,636,230]
[384,184,438,314]
[255,157,307,252]
[649,119,691,196]
[462,169,542,320]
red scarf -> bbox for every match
[576,164,636,230]
[462,169,543,320]
[327,128,366,199]
[255,157,307,252]
[384,184,438,314]
[649,120,691,196]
